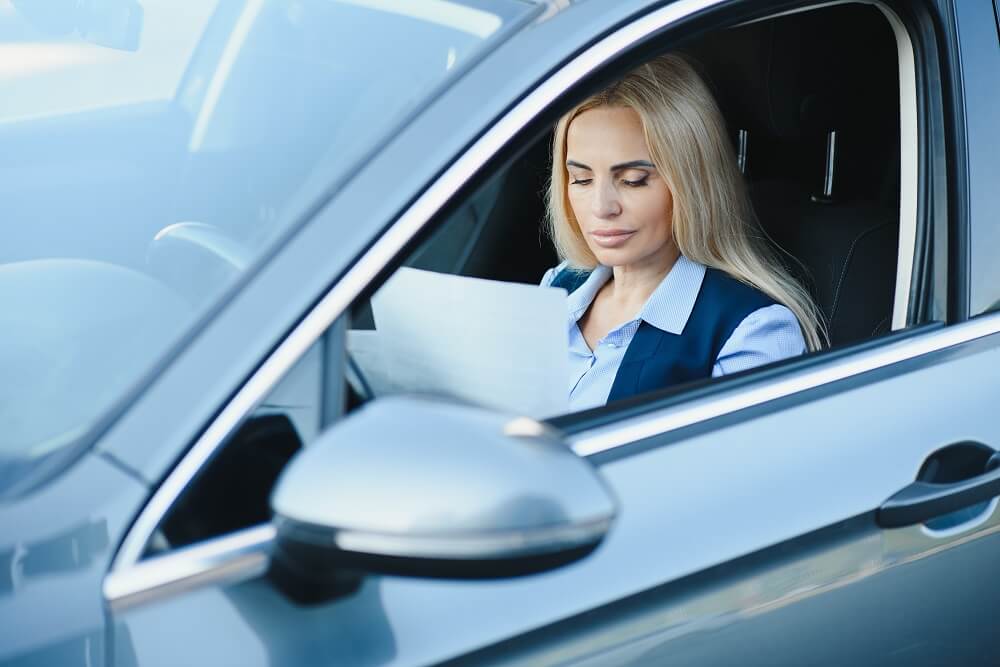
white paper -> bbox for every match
[345,329,398,396]
[354,268,569,418]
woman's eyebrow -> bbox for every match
[565,159,655,171]
[609,160,655,171]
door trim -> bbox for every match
[104,524,274,613]
[569,311,1000,457]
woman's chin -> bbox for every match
[590,246,640,268]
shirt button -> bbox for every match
[606,342,617,348]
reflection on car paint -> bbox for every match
[0,520,109,595]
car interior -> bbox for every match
[410,3,901,348]
[156,3,905,553]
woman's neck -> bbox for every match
[606,245,680,312]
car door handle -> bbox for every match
[877,461,1000,528]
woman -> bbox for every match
[541,54,825,411]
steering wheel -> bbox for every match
[146,222,252,307]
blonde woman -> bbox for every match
[541,54,825,411]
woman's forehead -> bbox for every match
[566,106,650,167]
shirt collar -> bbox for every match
[639,255,706,334]
[566,255,707,335]
[567,265,612,321]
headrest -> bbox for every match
[685,5,893,140]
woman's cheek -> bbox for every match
[568,193,589,228]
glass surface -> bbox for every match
[0,0,528,492]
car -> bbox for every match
[3,0,1000,664]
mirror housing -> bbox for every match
[269,396,616,595]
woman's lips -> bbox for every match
[590,229,636,248]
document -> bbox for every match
[348,268,569,418]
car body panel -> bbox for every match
[450,513,1000,666]
[0,453,146,666]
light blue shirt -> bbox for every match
[540,255,806,411]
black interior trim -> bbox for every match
[937,1,970,322]
[897,0,945,326]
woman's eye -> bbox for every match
[622,175,649,187]
[570,178,592,186]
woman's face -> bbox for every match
[565,105,675,270]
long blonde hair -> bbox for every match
[547,54,826,351]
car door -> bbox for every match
[102,1,1000,666]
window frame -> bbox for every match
[104,0,973,609]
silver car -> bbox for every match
[3,0,1000,664]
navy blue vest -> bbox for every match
[552,266,776,402]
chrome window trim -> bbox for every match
[105,0,957,606]
[570,312,1000,457]
[104,524,275,613]
[110,0,732,575]
[883,1,919,330]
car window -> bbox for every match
[349,4,908,407]
[150,2,917,556]
[0,0,532,496]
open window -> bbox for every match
[149,0,927,556]
[340,2,913,409]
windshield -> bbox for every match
[0,0,530,495]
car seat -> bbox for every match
[685,5,901,346]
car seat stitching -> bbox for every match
[871,313,890,337]
[830,220,893,325]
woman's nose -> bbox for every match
[591,180,622,218]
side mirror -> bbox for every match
[269,396,616,600]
